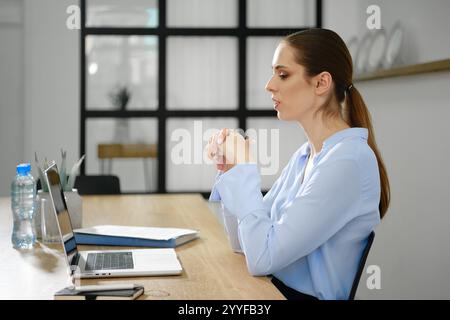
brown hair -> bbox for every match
[284,28,390,219]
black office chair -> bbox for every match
[74,175,121,195]
[348,231,375,300]
[36,178,43,191]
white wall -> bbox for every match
[324,0,450,299]
[0,0,79,196]
[23,0,79,180]
[0,0,24,196]
[357,72,450,299]
[323,0,361,43]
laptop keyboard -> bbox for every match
[85,252,134,271]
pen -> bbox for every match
[72,283,140,293]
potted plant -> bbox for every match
[109,85,132,143]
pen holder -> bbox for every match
[36,189,83,242]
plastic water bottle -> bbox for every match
[11,163,37,249]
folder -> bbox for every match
[73,225,199,248]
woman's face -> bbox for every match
[265,42,317,122]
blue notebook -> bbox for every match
[73,225,199,248]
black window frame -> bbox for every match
[80,0,322,198]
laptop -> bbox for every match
[44,162,182,279]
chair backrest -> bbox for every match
[74,175,121,195]
[348,231,375,300]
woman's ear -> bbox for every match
[314,71,333,95]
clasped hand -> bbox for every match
[205,128,255,173]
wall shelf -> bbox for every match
[355,58,450,82]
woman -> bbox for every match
[206,28,390,300]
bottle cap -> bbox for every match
[16,163,31,175]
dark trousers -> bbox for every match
[271,276,319,300]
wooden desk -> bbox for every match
[0,195,284,300]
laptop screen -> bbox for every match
[44,162,79,269]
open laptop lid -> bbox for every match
[44,162,79,275]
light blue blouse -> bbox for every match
[209,127,381,300]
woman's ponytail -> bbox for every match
[346,86,390,219]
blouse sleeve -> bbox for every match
[213,160,362,276]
